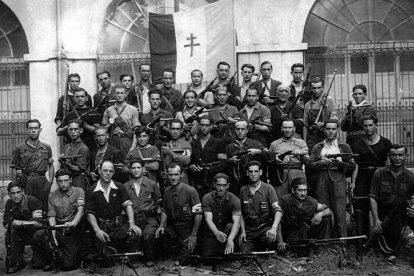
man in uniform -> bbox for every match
[10,119,54,211]
[269,119,309,197]
[159,69,182,114]
[253,61,281,105]
[123,159,162,267]
[3,182,43,273]
[86,160,141,258]
[102,83,140,157]
[32,169,85,271]
[239,161,282,253]
[202,173,241,256]
[94,70,115,114]
[59,120,90,191]
[309,120,355,238]
[155,163,202,265]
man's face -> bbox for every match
[162,72,174,88]
[95,129,109,147]
[137,132,149,147]
[277,88,290,102]
[247,165,262,183]
[261,64,273,80]
[215,90,228,106]
[389,148,407,167]
[169,122,183,140]
[217,65,230,80]
[130,162,144,179]
[57,175,71,192]
[99,162,115,183]
[235,123,248,140]
[191,71,203,86]
[291,67,303,83]
[199,119,212,136]
[311,82,324,99]
[281,121,295,139]
[98,73,111,89]
[68,122,82,141]
[246,89,258,106]
[74,91,88,107]
[27,122,41,140]
[121,76,133,89]
[140,65,151,81]
[167,166,182,186]
[324,123,338,141]
[362,119,377,136]
[149,93,161,109]
[9,186,23,204]
[114,88,127,103]
[69,77,80,91]
[352,89,366,104]
[184,92,196,108]
[214,177,229,197]
[241,67,253,82]
[293,184,308,201]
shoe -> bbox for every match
[146,261,155,267]
[9,262,25,273]
[43,264,53,271]
[386,255,397,265]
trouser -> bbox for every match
[134,217,158,261]
[240,224,276,253]
[282,217,331,242]
[160,223,194,264]
[273,168,306,198]
[314,170,347,238]
[25,175,51,212]
[95,221,139,255]
[202,223,233,257]
[354,169,376,237]
[32,226,82,270]
[7,227,39,265]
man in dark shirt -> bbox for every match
[94,70,116,114]
[123,159,161,267]
[202,173,241,256]
[239,161,282,253]
[252,61,281,105]
[289,63,312,106]
[86,160,141,258]
[159,69,182,114]
[3,182,43,273]
[155,163,202,265]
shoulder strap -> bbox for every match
[361,138,381,162]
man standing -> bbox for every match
[155,163,202,265]
[32,169,85,271]
[239,161,282,253]
[159,69,182,114]
[269,119,309,197]
[94,70,115,114]
[86,160,141,257]
[123,159,162,267]
[289,63,312,105]
[188,69,214,107]
[202,173,241,256]
[309,120,355,237]
[253,61,281,105]
[10,119,54,210]
[3,182,43,273]
[211,61,242,109]
[233,64,255,105]
[102,83,140,157]
[59,120,90,191]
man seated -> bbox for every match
[123,159,162,267]
[32,169,85,271]
[202,173,241,256]
[277,177,332,252]
[155,163,202,265]
[3,182,43,273]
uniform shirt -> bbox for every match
[239,182,282,226]
[124,145,161,181]
[123,177,162,215]
[162,182,201,224]
[102,103,140,134]
[47,186,85,224]
[303,96,336,127]
[86,180,132,220]
[269,137,308,165]
[226,138,264,157]
[340,101,376,133]
[208,104,238,123]
[3,195,42,227]
[10,139,53,174]
[369,166,414,218]
[63,139,90,173]
[159,86,182,114]
[279,193,318,228]
[55,91,93,123]
[202,191,241,231]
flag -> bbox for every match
[149,0,234,84]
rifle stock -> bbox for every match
[314,70,337,126]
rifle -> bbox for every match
[287,65,311,114]
[199,160,223,169]
[325,153,359,159]
[250,116,272,128]
[313,70,337,128]
[277,150,293,161]
[289,235,367,248]
[198,77,217,99]
[5,209,14,274]
[184,107,206,124]
[233,151,250,159]
[62,64,70,122]
[227,71,237,89]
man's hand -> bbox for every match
[407,207,414,218]
[247,123,255,132]
[311,212,323,226]
[373,219,383,234]
[156,84,164,90]
[155,226,164,238]
[292,149,304,156]
[263,96,274,104]
[316,121,325,127]
[95,229,110,242]
[64,221,75,229]
[228,156,239,164]
[266,226,278,243]
[183,123,193,131]
[277,241,287,252]
[215,231,227,243]
[190,164,202,173]
[52,230,59,246]
[184,234,197,252]
[12,220,23,227]
[225,239,234,254]
[129,224,142,236]
[161,146,174,156]
[239,231,247,244]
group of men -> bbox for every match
[4,60,414,273]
